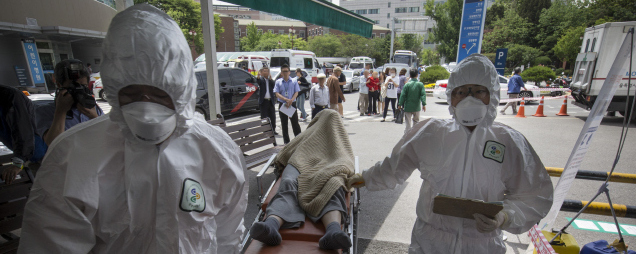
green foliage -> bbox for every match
[483,53,496,64]
[506,44,542,70]
[337,34,369,58]
[588,0,636,23]
[420,65,450,83]
[554,26,585,65]
[399,34,425,54]
[485,2,505,30]
[533,56,552,66]
[425,0,462,62]
[240,22,261,52]
[482,8,533,53]
[135,0,223,53]
[521,66,556,83]
[420,48,441,66]
[253,32,307,51]
[535,0,592,60]
[369,34,398,65]
[517,0,551,25]
[308,34,342,57]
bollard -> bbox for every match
[561,199,636,219]
[546,167,636,184]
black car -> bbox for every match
[194,67,259,120]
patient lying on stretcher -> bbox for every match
[250,109,356,250]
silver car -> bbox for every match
[342,70,359,92]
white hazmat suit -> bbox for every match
[361,54,553,254]
[18,4,248,253]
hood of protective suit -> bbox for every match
[445,54,500,127]
[101,4,196,139]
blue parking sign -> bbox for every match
[22,39,46,86]
[495,48,508,75]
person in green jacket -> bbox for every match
[399,69,427,132]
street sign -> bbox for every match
[495,48,508,75]
[14,66,29,86]
[456,0,487,63]
[21,39,46,86]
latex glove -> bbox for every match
[347,173,365,189]
[473,211,508,233]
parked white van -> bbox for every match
[349,56,375,71]
[269,49,321,83]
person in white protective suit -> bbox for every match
[348,54,554,254]
[17,4,248,253]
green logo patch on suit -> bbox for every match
[180,178,206,212]
[483,141,505,163]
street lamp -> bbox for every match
[289,26,296,49]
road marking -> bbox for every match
[566,217,636,236]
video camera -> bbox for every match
[55,59,96,110]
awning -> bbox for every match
[220,0,374,38]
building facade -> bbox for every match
[0,0,132,90]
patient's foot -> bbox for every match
[251,217,282,246]
[319,222,352,250]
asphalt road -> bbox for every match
[97,90,636,253]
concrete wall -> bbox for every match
[0,37,29,86]
[72,44,103,73]
[0,0,125,32]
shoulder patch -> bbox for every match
[180,178,206,213]
[483,140,505,163]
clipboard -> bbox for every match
[432,193,503,220]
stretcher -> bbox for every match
[241,154,361,254]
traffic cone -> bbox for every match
[515,98,526,118]
[556,97,569,116]
[533,96,546,117]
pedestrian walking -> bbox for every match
[397,68,407,104]
[327,66,346,117]
[337,65,346,117]
[295,68,311,122]
[381,68,399,122]
[257,67,278,135]
[274,64,302,144]
[358,70,369,116]
[378,71,387,115]
[399,69,427,132]
[500,67,526,115]
[309,73,329,118]
[366,71,380,115]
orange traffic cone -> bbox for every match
[556,97,569,116]
[533,96,546,117]
[516,98,526,118]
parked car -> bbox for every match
[92,78,107,101]
[88,72,100,91]
[432,75,540,104]
[342,70,359,92]
[194,67,260,120]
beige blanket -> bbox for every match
[274,109,355,217]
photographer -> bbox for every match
[41,59,103,145]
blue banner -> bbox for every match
[456,0,487,63]
[22,39,46,85]
[495,48,508,75]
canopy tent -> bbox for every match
[220,0,374,38]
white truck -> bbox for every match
[270,49,321,83]
[392,50,419,70]
[570,21,636,120]
[348,56,375,71]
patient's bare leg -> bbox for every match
[251,215,283,246]
[319,210,351,250]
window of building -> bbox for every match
[279,30,285,34]
[409,7,420,12]
[369,9,379,14]
[395,7,407,13]
[387,24,390,28]
[380,33,385,38]
[591,38,597,52]
[300,31,305,38]
[268,29,274,34]
[387,13,390,18]
[395,19,402,24]
[356,9,367,15]
[428,28,432,33]
[584,39,590,52]
[375,20,380,24]
[388,2,391,7]
[372,33,376,38]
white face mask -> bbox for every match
[121,102,177,145]
[453,96,488,126]
[390,73,396,78]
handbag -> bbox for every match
[395,108,404,124]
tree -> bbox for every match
[535,0,592,60]
[253,32,307,51]
[240,22,261,52]
[485,2,505,30]
[135,0,224,53]
[308,34,342,57]
[420,48,441,66]
[482,8,533,53]
[420,65,450,83]
[506,44,542,70]
[425,0,462,62]
[553,26,585,69]
[399,34,425,54]
[337,34,369,58]
[521,66,556,83]
[588,0,636,23]
[517,0,551,25]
